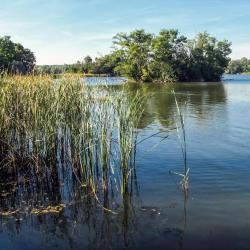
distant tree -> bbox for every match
[33,29,232,82]
[227,57,250,74]
[92,54,120,75]
[0,36,36,74]
[82,56,93,73]
[227,60,244,74]
[239,57,249,72]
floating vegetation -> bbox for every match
[0,210,19,217]
[31,204,65,215]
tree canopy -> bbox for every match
[227,57,250,74]
[0,36,36,74]
[36,53,120,76]
[112,29,232,82]
[36,29,232,82]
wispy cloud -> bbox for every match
[144,14,222,27]
[1,0,250,64]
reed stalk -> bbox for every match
[170,90,189,192]
[0,75,144,213]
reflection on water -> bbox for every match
[1,75,250,249]
[131,82,227,129]
[85,76,127,86]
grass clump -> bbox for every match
[0,75,144,213]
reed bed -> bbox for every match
[0,75,144,213]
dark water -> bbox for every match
[1,75,250,250]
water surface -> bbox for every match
[1,75,250,250]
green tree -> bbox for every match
[240,57,249,72]
[33,29,232,82]
[227,57,250,74]
[92,54,119,75]
[82,56,93,73]
[151,29,188,82]
[227,60,244,74]
[113,29,153,82]
[187,32,231,81]
[112,30,231,82]
[0,36,36,74]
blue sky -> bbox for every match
[1,0,250,64]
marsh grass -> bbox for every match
[170,90,189,192]
[0,75,144,214]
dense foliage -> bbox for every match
[37,29,231,82]
[112,29,232,82]
[0,36,35,74]
[36,54,119,76]
[227,57,250,74]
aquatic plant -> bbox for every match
[170,90,189,192]
[0,75,144,214]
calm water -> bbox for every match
[1,75,250,250]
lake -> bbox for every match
[0,74,250,250]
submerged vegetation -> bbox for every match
[0,75,144,214]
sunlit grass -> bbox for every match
[0,74,144,213]
[170,90,189,193]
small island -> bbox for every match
[1,29,231,82]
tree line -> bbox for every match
[1,29,232,82]
[227,57,250,74]
[37,29,232,82]
[36,54,119,76]
[113,29,232,82]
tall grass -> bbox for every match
[0,75,144,213]
[170,90,189,192]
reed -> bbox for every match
[170,90,189,192]
[0,75,144,213]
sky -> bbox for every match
[1,0,250,65]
